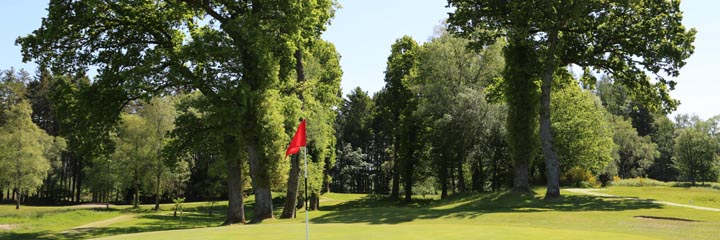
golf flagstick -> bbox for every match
[304,146,309,240]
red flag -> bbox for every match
[285,119,306,158]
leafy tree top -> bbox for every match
[447,0,696,113]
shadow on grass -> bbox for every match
[59,213,227,240]
[312,191,663,225]
[0,231,54,240]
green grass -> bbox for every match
[603,186,720,209]
[0,206,122,239]
[2,188,720,240]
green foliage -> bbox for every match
[113,113,153,207]
[173,197,186,217]
[609,177,668,187]
[20,0,339,221]
[611,115,660,178]
[674,115,720,185]
[449,0,696,199]
[413,30,506,195]
[0,101,65,207]
[561,167,596,188]
[448,0,695,114]
[500,39,540,191]
[335,144,370,193]
[648,114,678,181]
[551,73,613,175]
[0,68,32,125]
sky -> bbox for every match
[1,1,718,119]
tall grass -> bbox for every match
[610,177,720,190]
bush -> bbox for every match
[561,167,595,188]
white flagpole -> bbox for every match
[304,146,309,240]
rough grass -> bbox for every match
[2,187,720,240]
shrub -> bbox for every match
[561,167,595,188]
[173,197,185,217]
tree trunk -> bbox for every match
[440,156,448,199]
[154,170,161,211]
[391,142,400,199]
[247,144,274,222]
[309,193,319,211]
[15,188,20,210]
[223,135,246,225]
[74,159,83,203]
[403,162,413,202]
[133,182,139,208]
[457,153,465,193]
[503,39,540,193]
[513,161,529,192]
[281,154,301,219]
[540,30,561,200]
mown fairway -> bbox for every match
[2,187,720,240]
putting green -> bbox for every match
[95,223,654,240]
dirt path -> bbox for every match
[565,188,720,212]
[0,224,17,230]
[61,214,135,233]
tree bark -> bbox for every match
[403,161,413,202]
[154,171,161,211]
[513,161,529,192]
[440,155,448,199]
[247,144,274,222]
[15,188,20,210]
[503,39,539,193]
[133,181,139,208]
[390,142,400,199]
[457,153,465,193]
[74,158,83,203]
[309,193,319,210]
[540,30,561,200]
[281,154,301,219]
[223,135,246,225]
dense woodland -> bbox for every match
[0,0,717,225]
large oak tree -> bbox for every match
[448,0,695,198]
[19,0,336,223]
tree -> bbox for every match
[141,96,184,211]
[113,113,153,208]
[169,91,246,224]
[448,0,695,199]
[0,101,65,209]
[334,87,375,193]
[611,115,659,179]
[20,0,337,224]
[673,115,719,185]
[335,144,371,193]
[500,39,541,192]
[281,39,342,218]
[383,36,419,200]
[551,73,613,177]
[648,114,678,181]
[413,29,504,197]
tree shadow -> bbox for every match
[0,231,54,240]
[58,213,226,239]
[312,191,663,225]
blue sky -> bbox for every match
[1,1,717,119]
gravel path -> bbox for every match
[564,188,720,212]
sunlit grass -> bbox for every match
[2,187,720,239]
[603,186,720,209]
